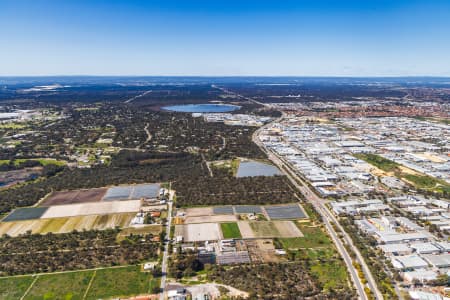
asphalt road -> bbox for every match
[159,200,173,300]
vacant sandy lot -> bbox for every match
[184,207,213,217]
[175,223,221,242]
[237,221,255,238]
[185,214,237,224]
[41,200,141,218]
[273,221,303,238]
[237,221,302,239]
[0,213,135,237]
[245,239,280,263]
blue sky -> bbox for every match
[1,0,450,76]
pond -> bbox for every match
[161,103,240,113]
[236,160,282,177]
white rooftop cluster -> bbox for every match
[336,117,450,183]
[260,121,377,196]
[198,113,272,127]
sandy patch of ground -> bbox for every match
[415,152,447,163]
[398,166,421,176]
[184,214,237,224]
[41,200,141,218]
[237,221,255,238]
[273,221,304,238]
[175,223,221,242]
[236,221,302,239]
[186,283,248,299]
[183,207,213,217]
[244,239,279,263]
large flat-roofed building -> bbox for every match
[396,217,423,231]
[391,255,429,270]
[376,232,429,244]
[434,241,450,253]
[379,244,412,256]
[331,199,384,215]
[422,253,450,268]
[403,270,438,283]
[410,243,441,254]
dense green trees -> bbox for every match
[0,229,158,276]
[1,150,297,214]
[169,251,204,279]
[207,263,356,299]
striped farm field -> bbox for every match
[0,213,135,236]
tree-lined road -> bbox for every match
[159,199,173,300]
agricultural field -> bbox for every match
[280,222,332,249]
[85,266,153,299]
[41,200,141,218]
[0,276,35,300]
[184,214,237,224]
[176,204,307,241]
[40,188,107,206]
[265,204,307,220]
[24,270,94,300]
[220,222,242,239]
[248,221,280,238]
[238,221,303,239]
[234,205,262,214]
[0,213,135,236]
[0,266,156,300]
[2,207,48,222]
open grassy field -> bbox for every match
[249,221,280,238]
[356,153,450,194]
[403,174,450,193]
[0,276,35,300]
[354,153,399,172]
[220,222,242,239]
[275,224,347,291]
[311,260,349,291]
[0,123,27,129]
[209,158,240,176]
[280,223,331,249]
[85,266,152,299]
[24,270,94,300]
[0,158,67,167]
[0,265,155,300]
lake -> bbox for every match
[236,160,282,177]
[162,103,240,113]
